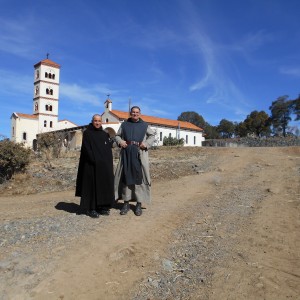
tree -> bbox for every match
[203,123,220,139]
[292,95,300,121]
[243,110,271,137]
[177,111,206,129]
[269,96,293,136]
[217,119,235,138]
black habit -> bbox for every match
[75,123,114,212]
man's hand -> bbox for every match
[140,142,147,150]
[119,141,127,148]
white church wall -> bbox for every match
[143,124,204,147]
[11,117,38,147]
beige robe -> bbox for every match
[114,124,155,204]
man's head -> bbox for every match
[130,106,141,122]
[92,114,102,129]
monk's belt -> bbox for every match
[126,140,141,146]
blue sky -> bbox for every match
[1,0,299,138]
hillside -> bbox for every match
[0,146,299,299]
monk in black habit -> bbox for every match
[75,114,114,218]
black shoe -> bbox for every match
[87,210,99,218]
[98,208,110,216]
[134,202,142,216]
[120,202,130,215]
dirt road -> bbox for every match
[0,147,299,299]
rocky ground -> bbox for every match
[0,146,299,300]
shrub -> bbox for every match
[163,136,185,146]
[37,131,68,168]
[0,140,32,183]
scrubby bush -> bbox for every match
[37,131,68,168]
[0,139,32,183]
[163,136,185,146]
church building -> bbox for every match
[10,57,77,148]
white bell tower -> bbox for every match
[33,55,60,132]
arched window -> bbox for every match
[23,132,27,140]
[45,72,48,78]
[46,88,49,95]
[50,89,53,95]
[44,120,47,127]
[35,103,38,111]
[52,74,55,79]
[50,121,53,128]
[186,135,188,144]
[106,118,109,122]
[194,136,196,145]
[160,132,162,141]
[169,133,171,137]
[35,86,39,95]
[12,127,14,136]
[36,70,39,79]
[50,105,52,111]
[45,105,49,111]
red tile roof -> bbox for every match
[14,112,38,119]
[110,110,203,131]
[34,59,60,68]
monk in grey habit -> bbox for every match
[114,106,155,216]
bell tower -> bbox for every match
[33,54,60,132]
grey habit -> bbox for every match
[114,118,155,204]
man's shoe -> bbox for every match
[134,202,142,216]
[120,202,130,215]
[99,208,110,216]
[88,210,99,218]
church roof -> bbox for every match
[109,110,203,132]
[12,112,38,119]
[34,59,60,68]
[58,119,78,126]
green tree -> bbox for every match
[234,121,248,137]
[269,96,293,136]
[217,119,235,138]
[203,123,220,139]
[243,110,271,137]
[177,111,206,128]
[292,95,300,121]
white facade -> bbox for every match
[11,113,38,146]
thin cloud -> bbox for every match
[60,83,113,106]
[0,69,32,95]
[0,18,36,58]
[280,66,300,77]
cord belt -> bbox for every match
[126,140,141,146]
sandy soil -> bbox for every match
[0,147,299,299]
